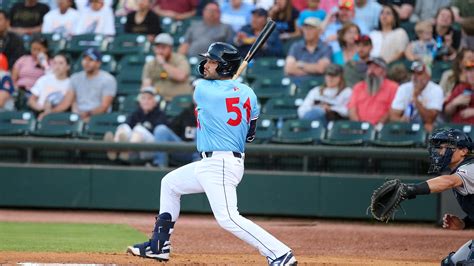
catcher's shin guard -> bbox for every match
[127,212,175,261]
[442,239,474,266]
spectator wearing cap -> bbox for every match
[355,0,382,31]
[153,0,198,21]
[296,0,326,28]
[332,22,360,65]
[55,48,116,122]
[104,87,167,161]
[377,0,414,22]
[29,53,73,120]
[41,0,79,36]
[269,0,301,40]
[143,33,192,102]
[389,61,444,132]
[284,17,332,86]
[75,0,115,35]
[404,20,437,66]
[0,11,25,70]
[444,61,474,125]
[220,0,254,33]
[9,0,50,35]
[297,64,352,125]
[321,0,369,53]
[343,34,372,87]
[124,0,161,39]
[178,2,234,57]
[348,57,399,125]
[369,4,409,64]
[234,8,283,58]
[12,36,50,92]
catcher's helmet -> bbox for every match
[198,42,241,77]
[428,128,472,174]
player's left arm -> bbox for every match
[246,92,259,143]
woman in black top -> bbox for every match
[124,0,161,39]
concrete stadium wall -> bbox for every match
[0,164,438,221]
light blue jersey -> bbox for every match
[194,79,259,153]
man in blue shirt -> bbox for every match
[127,42,297,266]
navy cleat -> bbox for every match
[127,212,174,261]
[267,251,297,266]
[127,239,171,261]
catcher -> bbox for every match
[370,128,474,264]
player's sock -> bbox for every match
[150,212,175,254]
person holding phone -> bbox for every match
[297,64,352,125]
[444,60,474,124]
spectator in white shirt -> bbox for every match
[29,53,72,119]
[297,64,352,125]
[42,0,79,36]
[75,0,115,35]
[389,61,444,132]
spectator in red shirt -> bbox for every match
[348,57,399,125]
[443,60,474,124]
[153,0,198,20]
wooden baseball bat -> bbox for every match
[232,20,276,80]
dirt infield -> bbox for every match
[1,209,473,265]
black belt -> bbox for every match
[200,152,242,158]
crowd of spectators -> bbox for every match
[0,0,474,165]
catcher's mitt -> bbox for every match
[370,179,409,222]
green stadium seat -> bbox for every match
[372,122,427,175]
[321,121,375,146]
[188,56,201,78]
[115,16,127,34]
[114,94,139,113]
[65,34,106,55]
[165,94,193,118]
[41,33,66,54]
[32,112,83,138]
[107,34,150,57]
[253,118,275,144]
[372,122,427,147]
[251,77,293,102]
[272,119,325,144]
[294,77,324,97]
[81,112,128,139]
[321,121,375,173]
[400,21,416,41]
[434,123,474,139]
[431,61,452,84]
[115,54,153,95]
[261,97,301,120]
[0,111,35,136]
[245,57,286,83]
[0,110,33,162]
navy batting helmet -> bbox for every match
[198,42,241,77]
[428,128,473,174]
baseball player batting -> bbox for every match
[370,128,474,265]
[127,42,297,265]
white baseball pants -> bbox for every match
[159,151,291,260]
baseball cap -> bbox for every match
[339,0,354,11]
[464,60,474,70]
[303,17,322,28]
[410,61,431,76]
[154,33,174,46]
[325,64,343,76]
[367,57,387,70]
[355,34,372,45]
[251,7,268,17]
[83,48,102,61]
[140,86,156,96]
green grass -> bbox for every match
[0,222,146,252]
